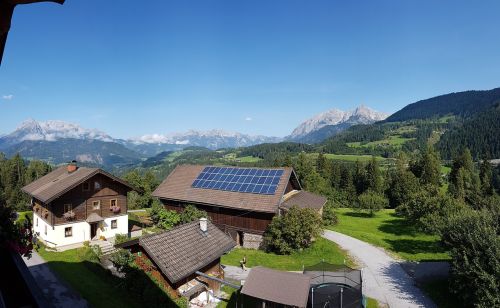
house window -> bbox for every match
[111,219,117,229]
[44,225,47,235]
[65,227,72,237]
[94,181,101,191]
[82,182,90,191]
[64,204,72,213]
[92,200,101,210]
[110,199,117,209]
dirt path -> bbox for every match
[322,230,436,308]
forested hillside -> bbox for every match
[438,106,500,159]
[0,154,52,210]
[386,87,500,122]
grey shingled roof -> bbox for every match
[241,267,311,308]
[152,164,301,213]
[86,213,104,223]
[139,220,236,284]
[22,166,135,204]
[281,190,327,211]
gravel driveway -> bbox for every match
[323,230,436,308]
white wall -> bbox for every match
[33,212,129,248]
[99,214,128,239]
[33,212,91,247]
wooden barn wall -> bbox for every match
[162,200,274,234]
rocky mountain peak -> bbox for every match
[288,105,389,141]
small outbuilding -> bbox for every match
[116,218,236,302]
[241,267,311,308]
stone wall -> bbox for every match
[242,233,263,249]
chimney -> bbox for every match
[199,217,208,233]
[67,160,78,173]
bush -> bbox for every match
[110,248,135,274]
[264,206,322,254]
[149,199,164,225]
[441,209,500,307]
[157,209,180,230]
[397,188,466,233]
[356,190,388,216]
[114,234,129,245]
[79,244,102,262]
[179,204,207,224]
[322,203,338,226]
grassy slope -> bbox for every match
[312,153,388,162]
[329,209,450,261]
[37,246,143,308]
[221,237,354,270]
[347,135,415,148]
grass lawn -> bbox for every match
[328,209,450,262]
[16,210,33,224]
[235,155,262,163]
[37,246,143,308]
[366,297,381,308]
[440,165,451,174]
[221,237,354,270]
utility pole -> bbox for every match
[0,0,65,65]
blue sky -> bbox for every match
[1,0,500,138]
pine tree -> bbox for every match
[365,156,382,193]
[479,158,494,196]
[448,149,481,206]
[387,153,419,208]
[411,145,441,187]
[353,160,367,194]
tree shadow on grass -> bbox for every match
[384,239,448,257]
[40,260,183,308]
[343,211,373,218]
[378,218,419,237]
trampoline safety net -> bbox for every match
[303,262,363,308]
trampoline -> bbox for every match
[304,262,364,308]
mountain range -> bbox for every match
[287,105,389,143]
[0,104,386,167]
[7,85,499,169]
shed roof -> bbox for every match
[241,267,311,308]
[22,166,135,204]
[281,190,327,211]
[139,220,236,284]
[152,164,300,213]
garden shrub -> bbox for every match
[179,204,207,224]
[264,206,322,254]
[322,203,338,226]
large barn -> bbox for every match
[152,165,327,248]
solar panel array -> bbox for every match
[192,166,285,195]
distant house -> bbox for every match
[152,165,327,248]
[22,161,134,249]
[116,218,236,301]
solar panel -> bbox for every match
[191,166,284,195]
